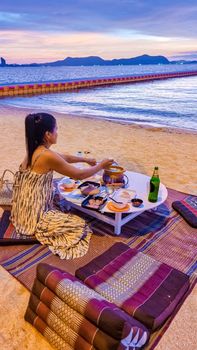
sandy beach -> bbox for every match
[0,104,196,349]
[0,105,196,194]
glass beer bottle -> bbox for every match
[148,166,160,202]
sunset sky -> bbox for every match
[0,0,197,64]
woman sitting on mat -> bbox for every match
[11,112,113,259]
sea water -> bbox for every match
[0,64,196,131]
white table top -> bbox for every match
[58,171,168,214]
[104,171,168,213]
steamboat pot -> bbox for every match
[102,165,128,186]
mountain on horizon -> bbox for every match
[0,54,196,67]
[46,54,170,66]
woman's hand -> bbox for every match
[85,158,97,166]
[100,158,114,169]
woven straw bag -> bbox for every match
[0,169,15,206]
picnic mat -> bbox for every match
[0,187,196,350]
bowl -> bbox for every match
[61,178,76,189]
[131,198,143,207]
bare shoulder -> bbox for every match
[33,147,57,161]
[43,148,62,162]
[32,148,63,173]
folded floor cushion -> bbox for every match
[27,292,145,350]
[0,210,39,245]
[172,196,197,228]
[25,307,73,350]
[31,278,136,350]
[25,262,149,350]
[76,242,190,331]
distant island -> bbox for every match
[0,54,197,67]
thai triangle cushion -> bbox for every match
[172,196,197,228]
[75,242,190,330]
[0,210,39,245]
[25,307,74,350]
[25,262,149,349]
[30,279,130,350]
[26,291,146,350]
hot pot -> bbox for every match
[102,165,128,186]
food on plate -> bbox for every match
[110,200,127,210]
[107,202,129,212]
[86,197,105,209]
[60,178,76,191]
[120,190,131,200]
[80,184,100,196]
[112,191,129,205]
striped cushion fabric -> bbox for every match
[76,242,190,330]
[25,263,149,350]
[0,210,38,245]
[172,196,197,228]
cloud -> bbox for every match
[0,0,196,38]
[170,51,197,60]
[0,1,196,63]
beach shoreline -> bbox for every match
[1,99,197,135]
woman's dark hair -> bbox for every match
[25,112,56,166]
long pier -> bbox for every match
[0,70,196,97]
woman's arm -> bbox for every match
[48,151,113,180]
[58,153,96,166]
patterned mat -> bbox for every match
[0,210,39,245]
[0,187,196,349]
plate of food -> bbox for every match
[58,177,84,203]
[106,201,130,212]
[58,177,80,192]
[78,181,100,196]
[109,189,136,203]
[82,194,107,211]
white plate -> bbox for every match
[58,177,84,204]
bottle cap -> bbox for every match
[154,166,159,170]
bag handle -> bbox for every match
[0,169,15,181]
[0,169,15,192]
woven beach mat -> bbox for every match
[0,187,196,350]
[0,210,39,246]
[0,187,196,288]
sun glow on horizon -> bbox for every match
[1,29,197,64]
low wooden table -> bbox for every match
[59,171,168,235]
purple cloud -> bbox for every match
[0,0,196,38]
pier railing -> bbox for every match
[0,71,196,97]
